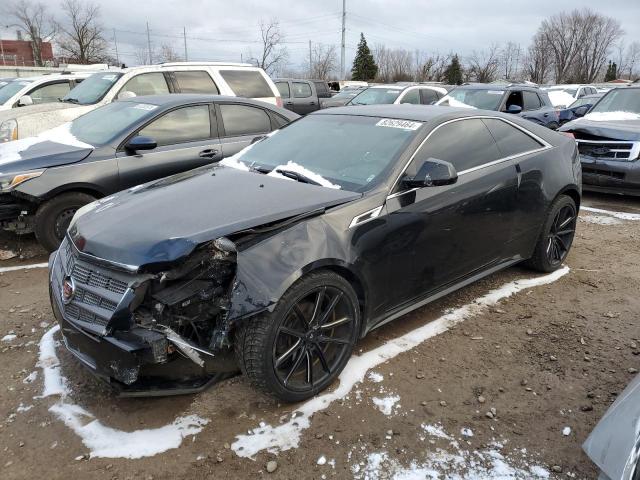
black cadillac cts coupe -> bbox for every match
[49,105,581,401]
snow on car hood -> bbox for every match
[547,90,575,107]
[583,111,640,122]
[0,123,94,173]
[69,165,361,268]
[559,116,640,141]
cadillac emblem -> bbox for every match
[62,276,75,304]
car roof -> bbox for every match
[454,83,538,92]
[118,94,298,116]
[313,104,487,122]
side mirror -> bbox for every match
[573,105,590,118]
[125,135,157,152]
[403,158,458,188]
[506,104,522,114]
[17,95,33,107]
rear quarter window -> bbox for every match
[219,70,274,98]
[174,71,219,94]
[482,118,543,157]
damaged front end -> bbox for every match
[50,235,240,396]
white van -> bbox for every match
[0,62,282,142]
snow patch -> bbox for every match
[562,426,571,436]
[0,262,48,274]
[231,267,570,458]
[437,95,477,109]
[373,395,401,416]
[16,403,33,413]
[267,161,341,189]
[461,427,474,437]
[581,206,640,221]
[2,334,17,342]
[580,214,622,225]
[23,371,38,384]
[547,90,575,107]
[422,424,451,440]
[36,326,208,458]
[368,372,384,383]
[583,111,640,122]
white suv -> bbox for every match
[0,62,282,142]
[0,73,96,111]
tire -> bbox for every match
[34,192,96,252]
[525,195,577,273]
[235,270,360,402]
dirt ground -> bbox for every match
[1,192,639,480]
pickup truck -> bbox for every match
[274,78,333,115]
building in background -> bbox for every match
[0,38,54,67]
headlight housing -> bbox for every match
[0,119,18,143]
[0,171,43,192]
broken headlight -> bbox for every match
[0,170,43,192]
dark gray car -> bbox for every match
[0,94,298,251]
[274,78,332,115]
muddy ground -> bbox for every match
[1,192,639,480]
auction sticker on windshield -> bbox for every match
[376,119,422,130]
[488,90,505,94]
[102,74,118,81]
[132,104,158,111]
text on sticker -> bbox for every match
[376,119,422,130]
[132,104,158,111]
[487,90,505,95]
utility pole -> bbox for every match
[113,28,120,65]
[309,40,312,78]
[183,26,188,61]
[146,22,152,64]
[340,0,346,79]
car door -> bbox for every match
[116,103,221,189]
[419,88,441,105]
[290,81,317,115]
[216,103,275,157]
[275,81,294,112]
[383,118,520,309]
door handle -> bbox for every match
[199,149,219,158]
[285,101,293,105]
[543,113,549,117]
[309,101,316,105]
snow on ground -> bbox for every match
[583,111,640,122]
[2,334,17,342]
[372,395,401,416]
[35,325,208,459]
[231,267,570,458]
[0,263,48,274]
[368,372,384,383]
[580,214,622,225]
[581,206,640,221]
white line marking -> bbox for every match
[232,266,570,458]
[0,262,48,273]
[581,206,640,221]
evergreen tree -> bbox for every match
[351,33,378,81]
[444,54,464,85]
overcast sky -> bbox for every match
[3,0,640,74]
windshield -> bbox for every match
[62,72,123,105]
[229,115,421,192]
[590,89,640,115]
[349,88,401,105]
[70,101,158,145]
[439,88,504,110]
[0,80,31,105]
[333,89,362,99]
[569,97,597,108]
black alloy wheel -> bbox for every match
[546,202,576,266]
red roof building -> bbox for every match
[0,39,54,66]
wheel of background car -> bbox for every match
[34,192,96,252]
[525,195,576,273]
[235,270,360,402]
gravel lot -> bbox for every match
[1,192,639,480]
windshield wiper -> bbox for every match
[275,168,321,186]
[62,97,79,104]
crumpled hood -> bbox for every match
[559,118,640,141]
[0,123,94,174]
[583,373,640,479]
[70,165,361,268]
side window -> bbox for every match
[405,119,501,178]
[314,81,331,98]
[523,91,541,111]
[504,91,523,110]
[219,70,274,98]
[275,81,290,98]
[220,104,271,136]
[482,118,543,157]
[270,112,289,129]
[292,82,312,98]
[173,71,219,94]
[121,73,170,97]
[29,82,71,104]
[138,105,210,146]
[419,89,439,105]
[399,89,420,104]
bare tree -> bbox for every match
[309,43,337,79]
[57,0,109,64]
[623,41,640,80]
[373,45,413,82]
[468,44,500,82]
[157,43,182,63]
[573,10,623,82]
[500,42,522,80]
[257,19,288,74]
[524,32,552,84]
[7,0,57,66]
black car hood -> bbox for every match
[70,165,361,268]
[0,139,93,174]
[559,118,640,141]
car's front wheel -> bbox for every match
[34,192,96,252]
[526,194,577,272]
[235,270,360,402]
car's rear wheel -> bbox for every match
[34,192,96,252]
[526,195,577,272]
[235,271,360,402]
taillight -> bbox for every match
[276,96,283,108]
[560,131,575,139]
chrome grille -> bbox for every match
[577,140,640,162]
[72,263,128,295]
